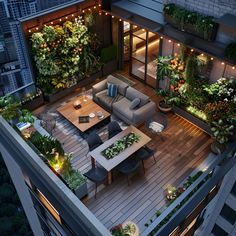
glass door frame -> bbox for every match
[129,24,149,83]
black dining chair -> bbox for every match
[86,132,103,151]
[83,166,108,199]
[116,158,140,185]
[135,146,156,174]
[107,121,122,139]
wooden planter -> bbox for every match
[44,71,102,103]
[74,182,88,199]
[102,60,118,76]
[172,105,212,135]
[22,94,44,111]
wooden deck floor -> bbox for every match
[33,70,212,233]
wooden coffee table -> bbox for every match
[57,97,110,134]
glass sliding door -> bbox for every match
[146,32,159,88]
[130,26,146,81]
[129,25,159,88]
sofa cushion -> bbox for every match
[107,83,118,97]
[96,90,123,110]
[125,87,149,106]
[113,97,133,120]
[130,98,141,110]
[107,75,129,96]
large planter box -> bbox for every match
[164,14,218,41]
[173,105,212,135]
[22,94,44,111]
[74,182,88,199]
[102,60,118,76]
[44,71,101,103]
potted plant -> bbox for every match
[210,119,234,154]
[101,44,117,76]
[111,221,139,236]
[21,89,44,111]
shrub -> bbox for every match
[101,44,117,63]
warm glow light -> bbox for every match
[177,43,180,47]
[65,16,68,19]
[28,30,31,33]
[99,4,101,7]
[36,27,39,30]
[94,6,96,9]
[160,36,163,39]
[201,53,204,56]
[191,49,194,52]
[112,15,114,18]
[221,62,225,65]
[119,18,122,21]
[233,67,235,70]
[105,12,108,15]
[72,14,74,17]
[82,10,85,13]
[134,25,137,28]
[88,8,91,11]
[59,18,62,22]
[168,39,172,43]
[99,12,102,15]
[51,22,53,25]
[210,57,214,60]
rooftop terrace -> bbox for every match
[33,70,212,233]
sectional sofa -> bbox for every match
[92,75,156,125]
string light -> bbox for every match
[99,11,102,15]
[221,62,225,65]
[36,27,39,30]
[59,18,62,22]
[210,57,214,60]
[177,43,180,47]
[168,39,172,43]
[191,49,194,52]
[160,36,163,39]
[112,15,114,18]
[71,14,74,17]
[105,12,108,15]
[99,4,101,7]
[233,67,235,70]
[119,18,122,21]
[201,53,204,56]
[88,8,91,11]
[82,10,85,13]
[65,16,68,19]
[28,29,31,33]
[94,6,96,9]
[51,22,53,25]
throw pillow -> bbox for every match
[130,98,141,110]
[107,83,118,97]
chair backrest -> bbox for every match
[86,132,103,151]
[107,121,122,138]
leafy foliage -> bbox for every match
[31,17,101,94]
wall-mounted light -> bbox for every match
[168,39,172,43]
[65,16,68,19]
[201,53,204,56]
[210,57,214,60]
[28,29,31,33]
[190,49,194,52]
[36,27,39,30]
[177,43,180,47]
[59,18,62,22]
[232,67,235,70]
[221,62,225,65]
[51,22,53,25]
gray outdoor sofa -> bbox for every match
[92,75,156,125]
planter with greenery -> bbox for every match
[28,132,87,198]
[31,17,101,97]
[101,132,140,159]
[101,44,118,76]
[224,43,236,63]
[0,95,34,125]
[21,89,44,111]
[163,3,218,41]
[210,119,234,154]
